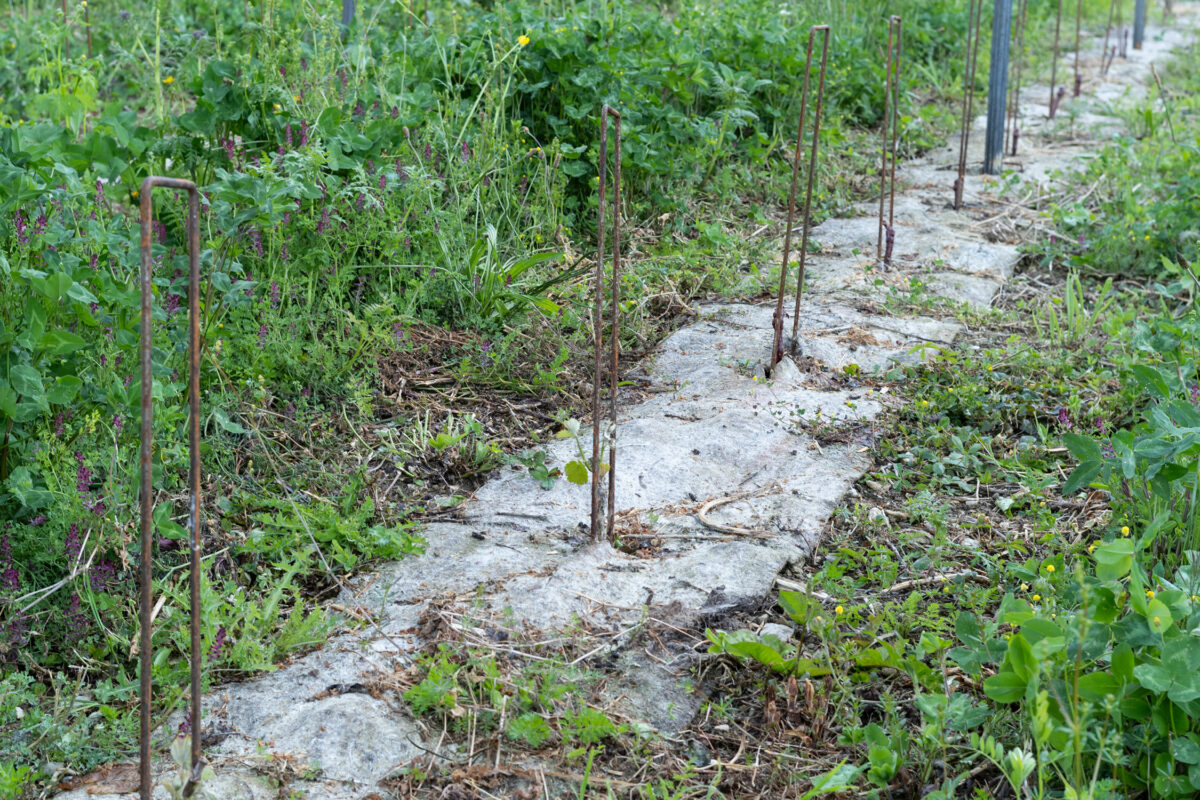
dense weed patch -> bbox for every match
[701,33,1200,800]
[0,0,1153,794]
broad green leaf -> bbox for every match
[213,408,250,435]
[46,375,82,404]
[6,466,52,510]
[1094,538,1134,581]
[799,763,862,798]
[564,460,589,485]
[1133,663,1173,694]
[1006,633,1035,681]
[1062,432,1102,462]
[67,281,99,304]
[39,329,87,356]
[1173,736,1200,765]
[9,365,46,410]
[1063,460,1102,494]
[30,272,73,302]
[1130,364,1171,400]
[1146,598,1173,634]
[1112,644,1135,683]
[0,380,15,418]
[983,671,1027,703]
[779,590,821,625]
[1076,671,1123,703]
[153,502,188,540]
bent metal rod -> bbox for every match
[139,176,204,800]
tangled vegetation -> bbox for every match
[1,0,1193,797]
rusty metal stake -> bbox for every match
[1074,0,1084,96]
[877,15,902,267]
[789,27,831,350]
[1008,0,1029,156]
[771,24,830,370]
[1050,0,1063,118]
[1050,86,1066,117]
[1102,0,1118,75]
[139,177,204,800]
[593,107,621,542]
[954,0,984,210]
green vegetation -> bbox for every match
[0,0,994,790]
[703,30,1200,800]
[0,0,1190,796]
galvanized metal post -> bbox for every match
[342,0,356,28]
[984,0,1013,174]
[139,177,204,800]
[1133,0,1146,48]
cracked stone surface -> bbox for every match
[58,9,1196,799]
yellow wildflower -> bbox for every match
[1121,526,1130,536]
[518,34,530,46]
[163,76,174,85]
[1046,564,1055,573]
[835,605,844,615]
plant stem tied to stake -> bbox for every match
[593,107,621,542]
[771,24,830,371]
[139,177,204,800]
[954,0,984,210]
[877,15,902,268]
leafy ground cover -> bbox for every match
[0,0,1165,796]
[693,26,1200,800]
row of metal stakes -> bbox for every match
[136,3,1174,794]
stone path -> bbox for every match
[62,9,1196,798]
